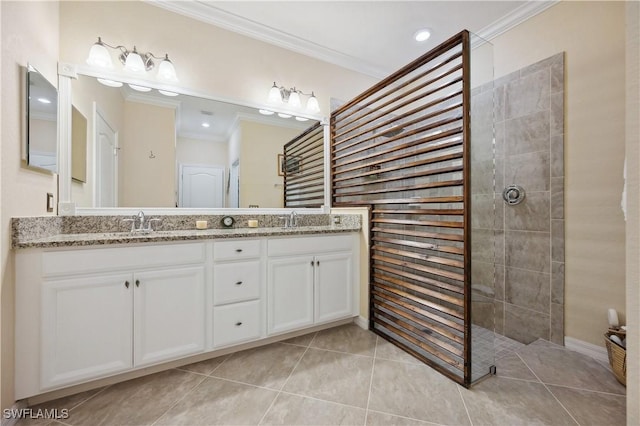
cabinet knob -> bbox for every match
[310,260,314,266]
[135,280,140,287]
[235,321,243,326]
[125,281,130,288]
[316,260,320,266]
[235,281,243,286]
[235,249,243,253]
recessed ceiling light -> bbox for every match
[414,29,431,42]
[201,122,210,128]
[37,97,51,104]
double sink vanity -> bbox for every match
[12,212,361,400]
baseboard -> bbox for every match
[1,400,27,426]
[565,336,609,364]
[354,315,368,330]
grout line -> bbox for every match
[542,382,627,397]
[366,409,444,426]
[65,384,111,412]
[278,389,367,411]
[364,337,379,425]
[455,384,474,426]
[257,336,314,425]
[516,352,581,426]
[149,371,208,426]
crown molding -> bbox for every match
[148,0,559,80]
[147,0,389,79]
[476,0,559,41]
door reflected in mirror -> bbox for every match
[26,65,58,173]
[69,74,320,209]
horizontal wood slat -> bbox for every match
[331,30,471,385]
[284,122,324,208]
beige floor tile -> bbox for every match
[211,343,306,390]
[374,337,422,365]
[310,324,377,356]
[16,387,107,426]
[518,345,626,394]
[156,377,277,425]
[176,354,230,375]
[460,377,577,425]
[282,331,317,347]
[365,410,439,425]
[495,352,538,381]
[282,348,374,408]
[548,385,626,426]
[64,369,204,425]
[368,359,470,425]
[260,393,366,425]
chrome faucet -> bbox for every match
[289,211,298,228]
[123,211,161,233]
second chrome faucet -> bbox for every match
[123,211,161,233]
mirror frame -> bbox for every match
[57,62,331,216]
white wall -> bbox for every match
[1,0,59,411]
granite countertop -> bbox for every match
[13,223,361,249]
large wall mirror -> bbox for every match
[68,73,322,210]
[26,65,58,173]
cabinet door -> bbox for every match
[314,252,353,323]
[267,256,314,335]
[133,266,205,366]
[41,273,133,389]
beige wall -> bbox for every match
[1,0,59,411]
[239,120,300,208]
[492,1,627,347]
[120,101,176,207]
[70,75,126,208]
[58,1,378,118]
[625,1,639,422]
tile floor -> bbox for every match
[17,323,626,426]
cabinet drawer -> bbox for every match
[268,234,353,257]
[213,261,261,305]
[42,243,205,277]
[214,240,261,261]
[213,300,261,347]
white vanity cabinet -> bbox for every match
[211,240,265,348]
[16,243,206,396]
[267,234,357,336]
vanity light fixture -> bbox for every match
[258,109,275,116]
[37,98,51,104]
[97,78,123,88]
[128,84,152,92]
[267,82,321,114]
[86,37,179,83]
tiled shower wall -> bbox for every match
[472,53,565,345]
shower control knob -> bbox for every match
[502,185,526,206]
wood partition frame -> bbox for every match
[331,31,473,386]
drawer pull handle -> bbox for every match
[125,281,130,289]
[235,249,243,253]
[235,321,243,326]
[135,280,140,287]
[235,281,243,286]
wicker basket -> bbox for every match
[604,329,626,386]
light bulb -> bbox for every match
[268,82,282,104]
[277,113,292,119]
[124,48,145,74]
[306,92,320,113]
[158,90,179,97]
[295,117,309,122]
[97,78,123,88]
[86,38,113,69]
[259,109,275,115]
[288,90,301,108]
[157,55,178,83]
[128,84,151,92]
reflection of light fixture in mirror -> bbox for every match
[277,113,292,119]
[259,109,275,115]
[158,90,179,97]
[37,98,51,104]
[86,37,178,82]
[267,82,320,116]
[97,78,123,88]
[295,117,308,122]
[201,122,210,128]
[128,84,151,92]
[414,28,432,42]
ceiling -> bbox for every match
[150,0,557,79]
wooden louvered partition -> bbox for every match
[331,31,472,385]
[283,122,325,208]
